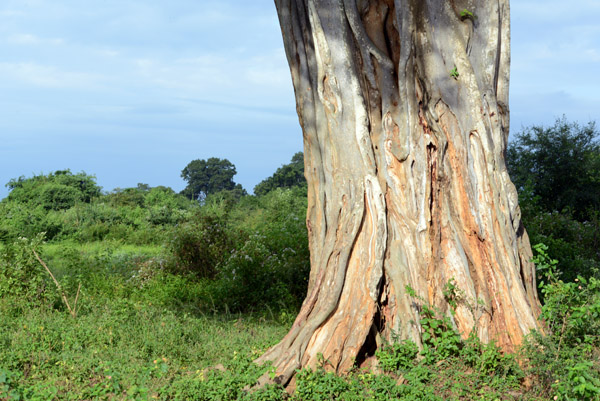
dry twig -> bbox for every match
[32,248,80,318]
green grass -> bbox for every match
[0,294,289,400]
[0,239,292,400]
[1,239,598,400]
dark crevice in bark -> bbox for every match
[426,142,438,217]
[382,9,401,87]
[322,192,327,234]
[381,14,392,56]
[493,0,502,97]
[516,221,524,237]
[517,255,528,306]
[355,308,382,367]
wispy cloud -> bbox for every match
[0,0,597,198]
[124,47,294,113]
[6,33,64,46]
[0,62,104,88]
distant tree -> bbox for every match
[254,152,306,196]
[507,117,600,219]
[180,158,240,201]
[136,183,151,192]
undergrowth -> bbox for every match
[1,235,598,400]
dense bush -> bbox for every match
[0,202,54,241]
[6,170,101,209]
[0,176,198,244]
[507,118,600,283]
[166,214,233,279]
[165,187,310,311]
[105,187,147,207]
[523,207,600,283]
[0,167,309,311]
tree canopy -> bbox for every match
[507,117,600,219]
[254,152,306,196]
[180,158,241,201]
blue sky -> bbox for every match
[1,1,599,199]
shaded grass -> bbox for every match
[43,241,163,258]
[41,241,163,279]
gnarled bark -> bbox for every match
[257,0,541,386]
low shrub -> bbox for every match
[0,234,51,305]
[166,214,233,279]
[524,243,600,400]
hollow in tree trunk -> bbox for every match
[257,0,541,386]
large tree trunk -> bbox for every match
[258,0,541,386]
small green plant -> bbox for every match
[460,9,476,21]
[552,361,600,400]
[419,304,462,363]
[532,242,560,286]
[403,285,463,362]
[0,368,22,400]
[450,66,459,79]
[376,339,419,373]
[443,278,460,309]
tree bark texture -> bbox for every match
[258,0,541,386]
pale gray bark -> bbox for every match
[257,0,541,386]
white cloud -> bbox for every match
[244,50,291,87]
[129,48,293,108]
[511,0,600,115]
[98,49,119,58]
[0,9,24,17]
[0,62,103,88]
[6,33,64,46]
[583,48,600,63]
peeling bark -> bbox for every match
[258,0,541,386]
